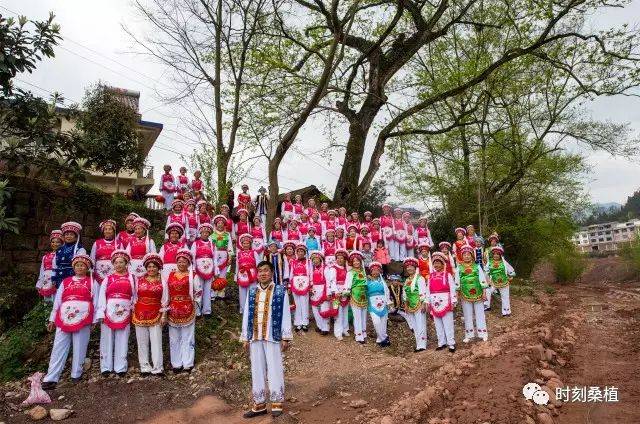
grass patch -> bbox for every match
[509,277,535,297]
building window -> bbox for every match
[606,237,612,241]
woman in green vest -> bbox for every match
[403,257,428,352]
[347,251,368,344]
[456,245,489,342]
[211,215,234,300]
[485,246,515,316]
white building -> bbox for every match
[572,219,640,252]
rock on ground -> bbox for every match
[49,409,73,421]
[27,405,48,421]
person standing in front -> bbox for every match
[456,245,489,342]
[42,254,99,390]
[96,249,135,377]
[403,257,428,352]
[132,253,168,377]
[241,261,293,418]
[167,249,199,373]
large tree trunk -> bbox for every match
[266,161,280,234]
[216,150,228,208]
[332,121,367,207]
[213,0,225,209]
[332,101,383,207]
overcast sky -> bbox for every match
[4,0,640,206]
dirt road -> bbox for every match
[3,257,639,423]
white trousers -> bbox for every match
[311,305,329,331]
[196,276,213,315]
[292,293,310,326]
[405,310,427,349]
[388,240,400,261]
[100,323,130,373]
[333,305,350,338]
[433,311,455,347]
[485,286,511,315]
[168,323,195,369]
[44,326,91,383]
[398,243,407,260]
[462,300,488,340]
[250,341,285,405]
[370,313,388,343]
[239,283,256,314]
[162,190,174,210]
[135,325,164,374]
[352,305,368,342]
[398,310,414,329]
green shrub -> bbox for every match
[0,271,39,335]
[550,248,585,283]
[619,240,640,275]
[0,301,51,381]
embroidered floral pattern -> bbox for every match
[252,389,267,403]
[270,386,285,402]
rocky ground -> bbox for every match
[2,256,639,424]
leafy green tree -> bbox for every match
[281,0,640,207]
[0,180,19,234]
[385,38,625,273]
[0,13,60,94]
[355,179,389,216]
[75,84,144,194]
[127,0,276,207]
[0,12,88,182]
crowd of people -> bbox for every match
[35,166,516,418]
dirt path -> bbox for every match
[3,257,639,424]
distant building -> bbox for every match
[572,219,640,252]
[56,87,162,195]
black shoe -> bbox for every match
[101,371,111,378]
[243,407,268,418]
[294,326,301,332]
[272,409,283,417]
[71,377,82,384]
[380,338,391,347]
[448,346,456,353]
[173,367,183,374]
[140,372,151,377]
[302,325,309,332]
[414,348,426,353]
[41,381,57,390]
[183,367,193,373]
[502,313,511,317]
[321,330,329,336]
[116,372,127,378]
[484,306,491,311]
[357,340,366,345]
[153,372,165,378]
[436,345,447,351]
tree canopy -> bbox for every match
[75,84,144,192]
